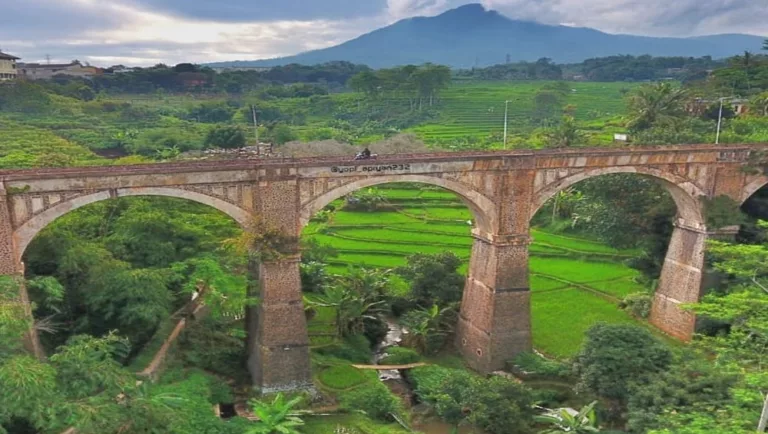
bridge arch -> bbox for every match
[740,176,768,205]
[300,174,498,235]
[14,187,252,261]
[530,166,706,225]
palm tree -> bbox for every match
[401,304,456,354]
[246,393,305,434]
[545,116,585,148]
[535,401,600,433]
[626,82,688,132]
[308,285,384,337]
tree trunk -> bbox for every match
[552,193,559,224]
[758,392,768,432]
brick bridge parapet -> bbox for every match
[2,143,767,391]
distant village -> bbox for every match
[0,50,271,82]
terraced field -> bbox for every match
[256,80,637,146]
[407,81,635,143]
[303,183,649,359]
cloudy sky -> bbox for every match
[0,0,766,66]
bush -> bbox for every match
[340,381,403,422]
[409,366,535,433]
[314,334,371,363]
[175,316,247,381]
[379,347,421,365]
[509,352,570,378]
[189,102,234,123]
[573,323,672,403]
[362,316,389,348]
[204,125,246,149]
[619,292,653,318]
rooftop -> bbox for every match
[19,61,82,69]
[0,51,20,61]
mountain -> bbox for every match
[208,3,766,69]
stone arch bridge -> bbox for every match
[3,144,767,392]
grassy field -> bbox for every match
[303,183,649,359]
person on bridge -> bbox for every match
[355,147,372,160]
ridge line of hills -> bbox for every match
[206,3,766,69]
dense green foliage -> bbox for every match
[409,365,535,433]
[24,197,244,352]
[573,324,673,404]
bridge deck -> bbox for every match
[0,143,760,180]
[351,362,427,370]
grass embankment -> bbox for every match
[303,184,649,359]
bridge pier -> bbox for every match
[0,187,44,359]
[650,219,707,341]
[457,231,532,373]
[247,256,312,393]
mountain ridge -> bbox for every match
[207,3,766,69]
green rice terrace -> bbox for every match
[303,183,648,359]
[268,81,636,146]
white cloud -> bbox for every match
[0,0,765,67]
[480,0,768,36]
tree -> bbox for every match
[246,393,304,434]
[271,124,297,145]
[348,70,381,96]
[573,324,672,405]
[397,252,464,307]
[535,401,600,433]
[532,90,565,125]
[545,116,586,148]
[750,91,768,116]
[626,82,688,132]
[401,304,456,354]
[205,125,247,149]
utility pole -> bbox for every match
[715,97,725,144]
[251,105,260,154]
[503,100,510,149]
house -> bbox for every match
[210,66,272,74]
[178,71,210,88]
[686,98,750,116]
[18,60,100,80]
[0,51,20,81]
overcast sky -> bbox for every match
[0,0,766,66]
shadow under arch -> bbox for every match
[530,166,707,225]
[740,176,768,205]
[299,174,498,235]
[14,187,252,261]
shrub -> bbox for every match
[362,316,389,348]
[189,102,234,123]
[619,292,653,318]
[379,347,421,365]
[204,125,246,149]
[573,323,672,403]
[340,381,403,421]
[314,334,371,363]
[510,352,570,378]
[409,366,535,433]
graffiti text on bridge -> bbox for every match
[330,163,412,174]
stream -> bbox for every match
[372,317,487,434]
